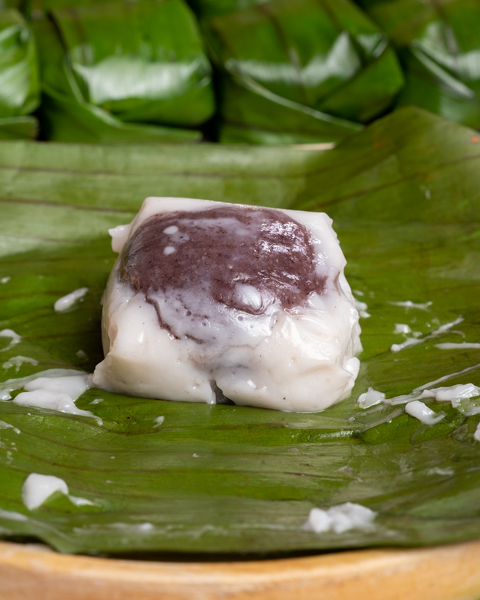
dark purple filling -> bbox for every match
[121,205,326,325]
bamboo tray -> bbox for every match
[2,539,480,600]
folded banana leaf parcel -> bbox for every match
[200,0,404,144]
[1,108,480,556]
[0,9,40,140]
[32,0,215,142]
[362,0,480,129]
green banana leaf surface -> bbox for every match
[1,107,480,556]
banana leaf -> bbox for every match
[1,107,480,556]
[0,115,37,139]
[0,9,39,129]
[201,0,404,144]
[32,16,203,143]
[51,0,215,126]
[362,0,480,129]
[186,0,261,19]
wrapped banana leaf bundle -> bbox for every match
[0,9,40,140]
[32,0,216,142]
[200,0,404,144]
[360,0,480,129]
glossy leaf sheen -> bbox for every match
[365,0,480,129]
[202,0,404,144]
[0,9,40,119]
[0,108,480,556]
[52,0,215,126]
[32,3,211,143]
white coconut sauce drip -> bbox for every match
[0,329,21,352]
[0,368,85,400]
[0,420,20,434]
[421,383,480,402]
[474,423,480,442]
[22,473,95,510]
[305,502,376,534]
[436,342,480,350]
[14,375,101,424]
[54,287,88,312]
[405,400,445,425]
[389,300,433,310]
[390,317,464,353]
[2,356,39,372]
[0,369,101,425]
[357,387,385,409]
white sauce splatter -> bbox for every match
[390,317,464,353]
[420,384,480,416]
[2,356,39,372]
[436,342,480,350]
[0,276,10,284]
[427,467,454,476]
[363,378,480,423]
[153,416,165,427]
[306,502,376,534]
[354,299,370,318]
[394,323,412,335]
[163,246,175,256]
[69,495,96,507]
[420,383,480,402]
[390,338,423,352]
[13,389,96,421]
[474,423,480,442]
[24,375,89,398]
[21,473,94,510]
[0,329,21,352]
[107,522,155,533]
[357,387,385,409]
[54,287,88,312]
[9,372,101,425]
[405,401,445,425]
[389,300,433,310]
[0,368,84,400]
[415,363,480,391]
[378,382,480,411]
[0,420,20,434]
[22,473,69,510]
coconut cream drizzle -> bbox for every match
[0,329,21,352]
[21,473,95,510]
[305,502,376,534]
[54,287,88,312]
[0,369,101,425]
[390,317,464,353]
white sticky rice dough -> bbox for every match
[92,198,361,412]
